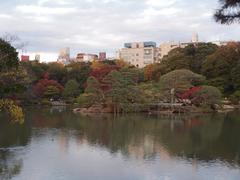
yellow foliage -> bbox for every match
[91,60,104,70]
[115,60,129,68]
[0,99,24,124]
[144,64,154,81]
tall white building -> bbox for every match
[191,32,199,43]
[57,47,70,64]
[118,42,159,68]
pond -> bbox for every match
[0,107,240,180]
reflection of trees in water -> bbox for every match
[0,115,31,148]
[0,114,31,179]
[0,150,23,180]
[27,107,240,166]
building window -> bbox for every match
[136,53,139,56]
[136,44,139,48]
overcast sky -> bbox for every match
[0,0,239,61]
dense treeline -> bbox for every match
[1,39,240,116]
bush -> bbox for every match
[192,86,222,106]
[230,91,240,105]
[76,93,96,108]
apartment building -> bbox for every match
[118,41,159,68]
[159,33,199,59]
[76,53,98,62]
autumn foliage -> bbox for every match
[33,73,64,97]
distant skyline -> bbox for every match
[1,0,240,61]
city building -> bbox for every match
[76,53,98,62]
[159,33,199,59]
[21,55,30,62]
[99,52,106,61]
[57,47,70,64]
[211,41,231,46]
[118,41,159,68]
[35,54,41,61]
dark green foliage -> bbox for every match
[63,80,80,98]
[162,43,218,74]
[0,39,19,71]
[66,62,91,92]
[202,42,240,94]
[47,62,67,84]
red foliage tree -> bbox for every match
[90,65,120,82]
[177,86,202,100]
[33,73,64,97]
[89,64,120,92]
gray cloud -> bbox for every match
[0,0,239,61]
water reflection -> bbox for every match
[0,108,240,179]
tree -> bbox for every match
[215,0,240,24]
[158,69,205,102]
[47,62,67,84]
[63,79,80,98]
[0,39,19,71]
[0,38,24,123]
[33,74,64,99]
[85,76,104,103]
[103,70,136,113]
[90,63,120,82]
[66,62,91,92]
[0,98,24,123]
[202,42,240,94]
[231,61,240,90]
[76,93,96,108]
[0,66,29,98]
[161,43,218,74]
[21,60,48,83]
[191,86,222,106]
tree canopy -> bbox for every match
[215,0,240,24]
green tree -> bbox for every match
[0,38,24,123]
[202,42,240,94]
[47,62,67,84]
[0,66,30,98]
[161,43,218,74]
[66,62,91,92]
[43,86,61,99]
[63,79,80,98]
[192,86,222,106]
[0,39,19,71]
[103,70,136,113]
[231,61,240,90]
[76,93,96,108]
[158,69,205,102]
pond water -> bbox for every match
[0,107,240,180]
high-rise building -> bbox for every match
[118,42,159,68]
[99,52,106,61]
[192,32,199,43]
[35,54,41,61]
[57,47,70,64]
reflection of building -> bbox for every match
[57,47,70,65]
[118,41,159,68]
[99,52,106,61]
[75,53,98,62]
[21,55,30,62]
